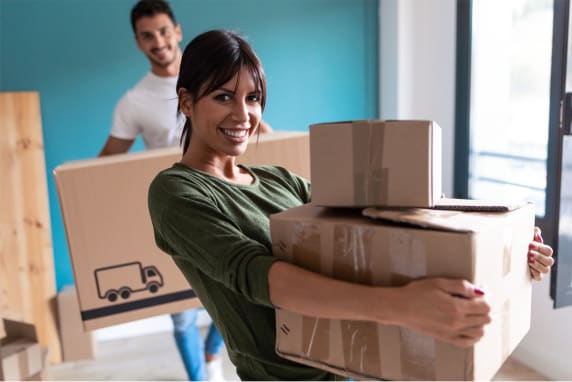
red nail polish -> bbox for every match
[529,242,536,250]
[474,287,485,296]
[529,258,535,264]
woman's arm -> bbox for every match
[268,261,490,348]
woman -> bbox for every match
[148,30,554,380]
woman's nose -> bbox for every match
[231,100,249,122]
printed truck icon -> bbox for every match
[95,261,164,302]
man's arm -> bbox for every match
[98,136,136,156]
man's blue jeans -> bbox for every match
[171,308,224,381]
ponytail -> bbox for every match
[180,116,192,153]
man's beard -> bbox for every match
[149,49,176,69]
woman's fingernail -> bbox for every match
[529,242,536,249]
[474,287,485,296]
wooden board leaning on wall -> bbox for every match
[0,92,62,363]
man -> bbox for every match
[99,0,183,155]
[99,0,270,155]
[99,1,265,380]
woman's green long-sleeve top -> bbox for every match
[148,163,336,380]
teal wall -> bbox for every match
[0,0,379,291]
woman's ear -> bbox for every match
[178,88,192,117]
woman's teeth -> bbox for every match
[222,129,248,138]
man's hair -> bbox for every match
[130,0,177,33]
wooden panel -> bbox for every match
[0,92,62,363]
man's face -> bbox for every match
[134,13,182,71]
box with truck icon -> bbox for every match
[54,131,310,330]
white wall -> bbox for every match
[379,0,456,197]
[513,277,572,379]
[378,0,572,379]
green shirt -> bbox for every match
[148,163,337,380]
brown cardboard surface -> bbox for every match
[310,120,441,207]
[270,203,534,380]
[56,285,96,361]
[25,347,48,381]
[54,131,309,330]
[0,319,44,381]
[0,307,4,339]
[433,197,528,212]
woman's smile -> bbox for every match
[219,127,251,141]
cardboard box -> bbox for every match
[56,285,96,361]
[54,131,309,330]
[0,306,5,339]
[26,348,48,381]
[310,120,442,207]
[0,319,44,380]
[270,203,534,380]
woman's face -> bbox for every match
[183,67,263,158]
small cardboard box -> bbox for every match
[26,348,48,381]
[0,319,44,381]
[310,120,442,207]
[57,285,96,361]
[54,131,309,330]
[270,203,534,381]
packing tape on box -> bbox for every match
[332,224,383,377]
[288,221,385,377]
[353,121,389,205]
[286,220,447,380]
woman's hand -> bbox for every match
[529,227,555,281]
[390,278,491,348]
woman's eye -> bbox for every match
[214,94,231,102]
[247,94,261,103]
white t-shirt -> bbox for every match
[110,72,186,149]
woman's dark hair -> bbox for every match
[177,30,267,153]
[130,0,177,33]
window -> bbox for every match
[456,0,572,307]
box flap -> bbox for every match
[0,321,43,382]
[1,320,38,344]
[434,197,528,212]
[362,204,530,232]
[362,207,476,232]
[0,339,37,358]
[310,119,435,127]
[53,131,308,173]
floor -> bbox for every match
[46,330,549,381]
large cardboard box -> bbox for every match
[54,131,309,330]
[270,203,534,380]
[0,319,44,381]
[310,120,442,207]
[56,285,96,361]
